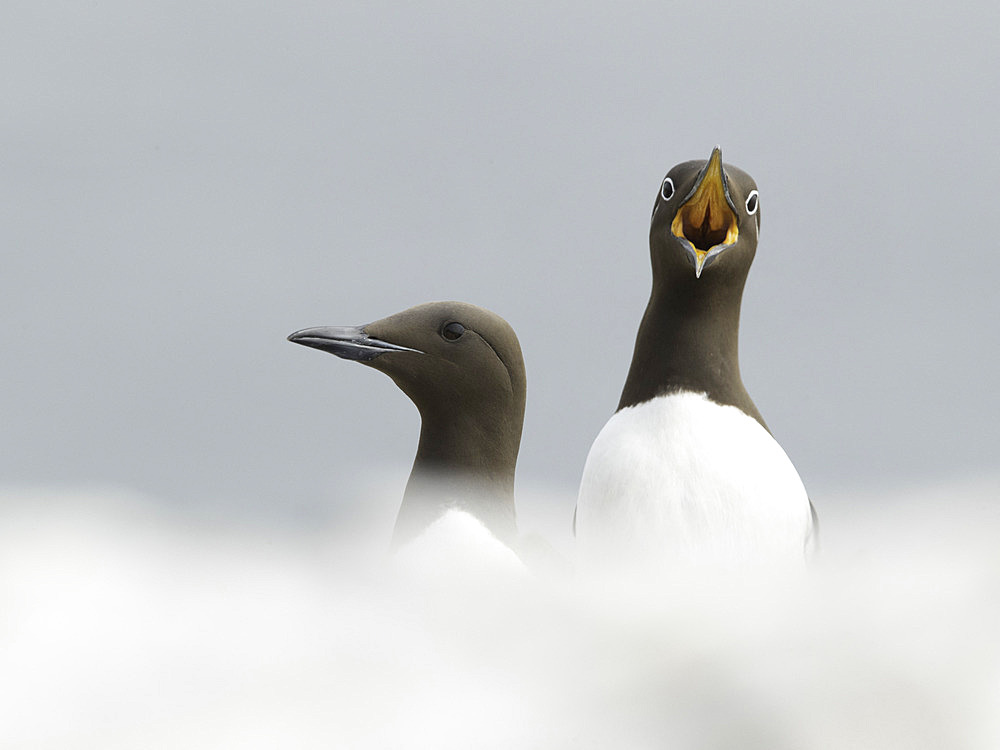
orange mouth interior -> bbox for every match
[670,167,738,265]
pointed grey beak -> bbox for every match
[678,146,737,212]
[287,326,422,361]
[671,145,740,278]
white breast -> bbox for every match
[393,509,527,581]
[576,391,811,574]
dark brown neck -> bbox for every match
[617,271,767,431]
[391,407,520,548]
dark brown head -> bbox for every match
[288,301,526,468]
[649,146,761,287]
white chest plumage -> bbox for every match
[394,509,527,578]
[576,391,811,571]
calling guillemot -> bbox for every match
[576,147,816,571]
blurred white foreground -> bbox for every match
[1,477,998,749]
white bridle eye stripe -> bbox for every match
[660,177,675,201]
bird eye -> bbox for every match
[745,190,759,215]
[441,322,465,341]
[660,177,675,201]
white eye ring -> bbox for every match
[660,177,675,201]
[745,190,759,215]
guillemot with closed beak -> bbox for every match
[289,301,526,554]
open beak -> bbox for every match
[671,146,739,278]
[287,326,422,362]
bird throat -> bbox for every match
[391,413,519,548]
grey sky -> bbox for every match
[2,1,997,523]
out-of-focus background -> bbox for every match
[2,3,999,747]
[2,0,997,523]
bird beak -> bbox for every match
[287,326,423,361]
[671,146,739,278]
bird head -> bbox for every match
[649,146,761,282]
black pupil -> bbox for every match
[662,179,673,199]
[747,194,758,212]
[443,322,465,340]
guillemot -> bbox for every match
[288,301,526,552]
[575,147,816,572]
